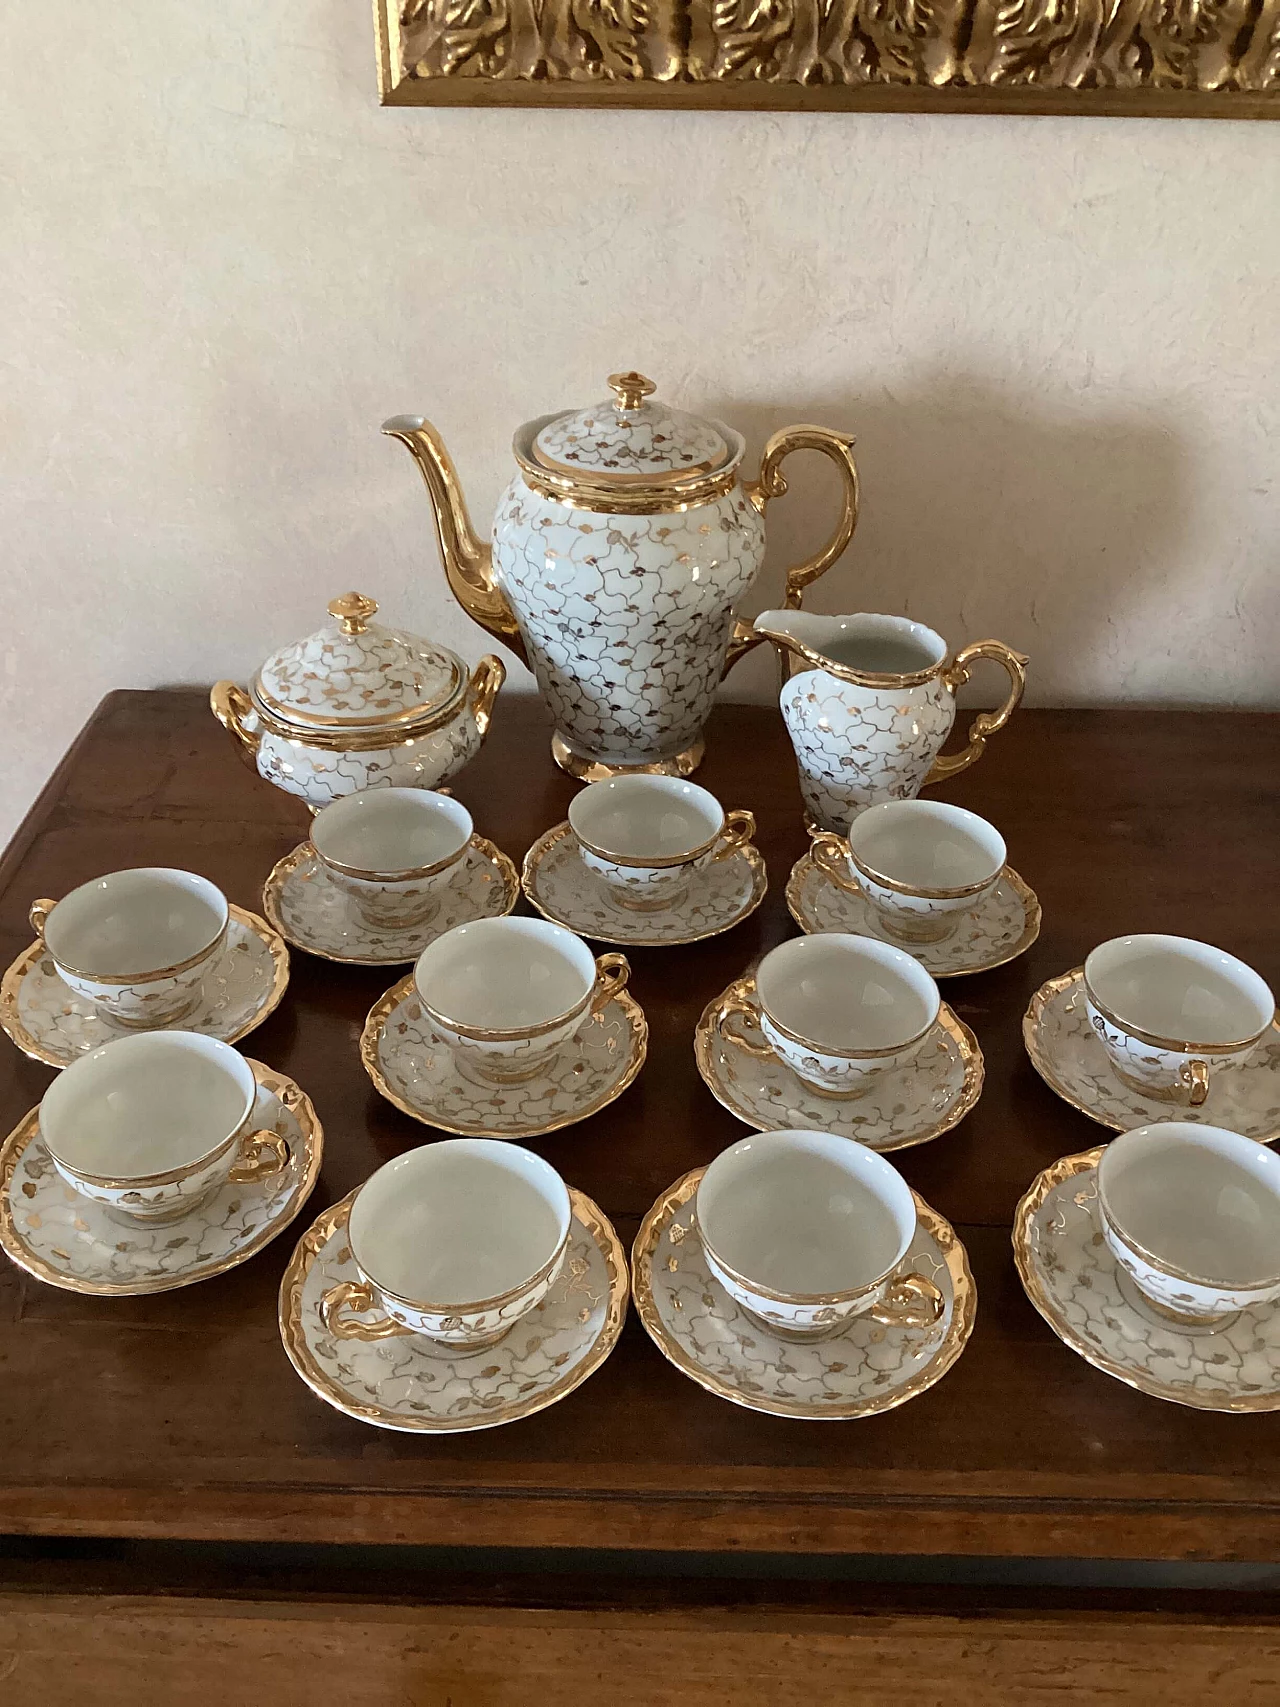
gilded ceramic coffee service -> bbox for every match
[3,372,1279,1426]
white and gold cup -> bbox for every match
[1084,935,1274,1106]
[719,933,941,1097]
[695,1129,944,1339]
[310,787,473,930]
[320,1139,572,1349]
[812,800,1006,944]
[38,1031,289,1222]
[29,868,229,1026]
[414,916,629,1085]
[1095,1121,1280,1327]
[568,775,754,912]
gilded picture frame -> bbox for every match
[375,0,1279,114]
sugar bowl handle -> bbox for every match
[28,898,56,939]
[869,1270,945,1330]
[591,953,630,1015]
[924,640,1028,786]
[210,681,261,757]
[226,1130,290,1185]
[320,1280,413,1343]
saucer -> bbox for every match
[0,906,290,1069]
[633,1168,975,1420]
[521,821,767,947]
[360,974,648,1138]
[262,837,520,966]
[695,976,982,1152]
[0,1061,322,1296]
[1024,968,1280,1142]
[1014,1147,1280,1412]
[279,1184,627,1432]
[786,847,1040,977]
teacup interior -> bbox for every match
[312,788,472,876]
[43,869,226,979]
[1100,1125,1280,1288]
[349,1140,570,1305]
[849,801,1005,891]
[811,614,947,678]
[415,918,595,1030]
[569,776,723,862]
[39,1032,254,1178]
[757,935,939,1052]
[1086,935,1274,1045]
[698,1131,912,1295]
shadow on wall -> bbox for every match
[714,376,1190,708]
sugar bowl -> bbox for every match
[211,592,504,810]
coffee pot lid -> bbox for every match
[252,592,465,733]
[530,372,733,483]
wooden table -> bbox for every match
[2,691,1280,1703]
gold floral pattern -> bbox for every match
[263,838,519,966]
[1023,968,1280,1141]
[279,1186,628,1433]
[1013,1148,1280,1412]
[695,977,982,1151]
[361,975,648,1137]
[522,820,767,947]
[787,851,1040,976]
[0,907,289,1070]
[632,1169,975,1420]
[0,1062,322,1296]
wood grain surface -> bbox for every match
[2,691,1279,1562]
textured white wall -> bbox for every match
[3,1,1278,844]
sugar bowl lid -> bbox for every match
[251,592,466,733]
[530,372,734,483]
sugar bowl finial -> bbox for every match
[327,592,379,635]
[608,372,656,412]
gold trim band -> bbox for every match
[1082,975,1273,1055]
[35,913,228,986]
[749,974,937,1061]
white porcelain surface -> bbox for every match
[334,1141,571,1347]
[3,906,287,1069]
[37,868,228,1026]
[1,1062,321,1295]
[311,788,473,928]
[1084,935,1274,1105]
[253,713,484,810]
[263,838,518,966]
[568,775,743,908]
[413,917,620,1083]
[839,800,1006,943]
[1024,968,1280,1141]
[1096,1123,1280,1324]
[533,390,730,477]
[696,1130,934,1336]
[38,1031,282,1219]
[787,847,1040,978]
[742,934,940,1096]
[256,602,461,725]
[522,821,766,948]
[697,978,982,1151]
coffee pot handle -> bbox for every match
[923,640,1029,786]
[722,426,861,678]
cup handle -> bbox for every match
[1181,1059,1211,1107]
[591,952,630,1015]
[710,809,756,862]
[468,655,506,738]
[29,898,56,939]
[810,833,860,895]
[923,640,1028,786]
[869,1270,945,1329]
[226,1129,290,1184]
[718,990,776,1060]
[320,1279,414,1342]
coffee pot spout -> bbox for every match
[382,415,526,666]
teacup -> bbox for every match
[1095,1122,1280,1327]
[29,868,228,1026]
[695,1129,944,1339]
[1084,935,1274,1106]
[812,800,1006,944]
[38,1031,289,1222]
[414,916,629,1084]
[311,787,473,929]
[568,775,755,911]
[719,933,940,1097]
[320,1139,572,1348]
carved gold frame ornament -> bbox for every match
[374,0,1279,115]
